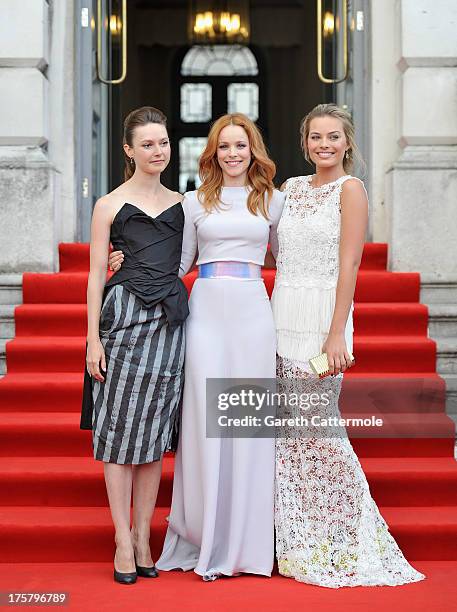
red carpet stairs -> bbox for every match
[0,243,457,587]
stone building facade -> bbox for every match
[0,0,456,410]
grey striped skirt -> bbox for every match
[92,284,185,465]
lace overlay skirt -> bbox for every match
[274,355,425,588]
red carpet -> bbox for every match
[0,242,456,610]
[0,562,455,612]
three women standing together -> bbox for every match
[82,104,424,587]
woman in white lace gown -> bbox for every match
[271,104,425,588]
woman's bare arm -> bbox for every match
[86,197,113,381]
[323,179,368,374]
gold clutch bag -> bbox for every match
[309,352,355,378]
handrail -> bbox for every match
[317,0,348,84]
[96,0,127,85]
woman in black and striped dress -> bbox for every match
[81,107,188,584]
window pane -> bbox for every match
[179,137,207,194]
[227,83,259,121]
[181,45,258,76]
[181,83,212,123]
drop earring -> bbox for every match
[130,157,134,166]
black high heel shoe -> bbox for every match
[113,548,137,584]
[113,568,137,585]
[134,555,159,578]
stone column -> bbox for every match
[0,0,76,273]
[386,0,457,420]
[386,0,457,282]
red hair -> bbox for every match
[198,114,276,218]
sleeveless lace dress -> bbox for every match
[270,175,425,588]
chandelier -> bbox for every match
[188,0,250,44]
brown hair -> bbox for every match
[198,113,276,218]
[123,106,167,181]
[300,103,364,174]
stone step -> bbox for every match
[0,305,15,339]
[442,374,457,457]
[442,374,457,415]
[436,337,457,375]
[0,275,22,305]
[0,275,22,375]
[428,304,457,337]
[0,340,6,376]
[421,276,457,305]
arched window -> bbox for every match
[181,45,258,77]
[172,45,263,193]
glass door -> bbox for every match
[76,0,127,241]
[317,0,370,182]
[172,45,263,193]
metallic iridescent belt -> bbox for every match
[198,261,261,279]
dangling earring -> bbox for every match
[345,150,349,159]
[130,157,134,166]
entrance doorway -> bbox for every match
[76,0,369,241]
[172,44,264,193]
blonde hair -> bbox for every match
[300,103,364,174]
[198,113,276,218]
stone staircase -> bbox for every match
[421,275,457,436]
[0,275,22,376]
[1,269,456,435]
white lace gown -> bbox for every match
[270,175,425,588]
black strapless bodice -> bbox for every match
[104,202,189,328]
